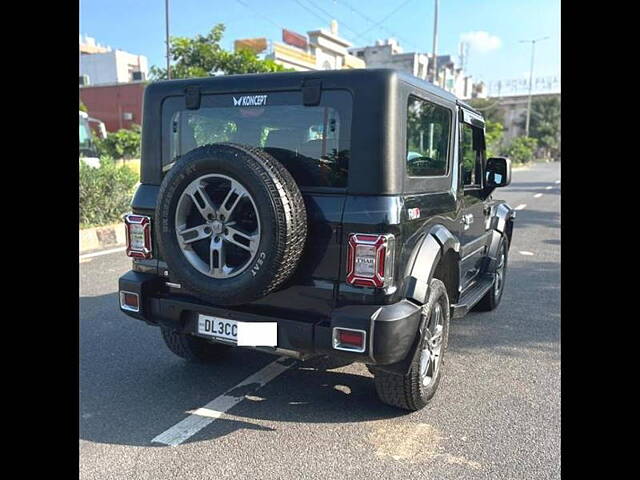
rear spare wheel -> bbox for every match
[156,143,307,306]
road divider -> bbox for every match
[80,222,126,254]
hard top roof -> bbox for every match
[148,68,465,102]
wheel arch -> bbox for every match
[403,224,461,306]
[485,202,515,273]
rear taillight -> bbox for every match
[346,233,395,288]
[124,214,152,259]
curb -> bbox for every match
[79,222,126,254]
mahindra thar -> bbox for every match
[118,69,515,411]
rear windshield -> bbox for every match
[163,90,352,188]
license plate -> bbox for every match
[197,315,238,343]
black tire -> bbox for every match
[161,327,231,362]
[372,278,451,411]
[473,236,509,312]
[156,143,307,306]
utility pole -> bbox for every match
[520,36,549,136]
[431,0,439,85]
[165,0,171,79]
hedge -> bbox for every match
[79,158,138,228]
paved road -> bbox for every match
[80,161,560,479]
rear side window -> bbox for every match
[165,90,352,189]
[406,96,451,177]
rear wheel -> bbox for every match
[372,278,451,411]
[160,327,230,363]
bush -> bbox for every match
[505,136,538,164]
[485,120,504,158]
[95,125,141,160]
[79,158,138,227]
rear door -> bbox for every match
[161,89,352,318]
[458,109,491,290]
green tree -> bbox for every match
[79,101,88,113]
[518,96,561,160]
[150,24,287,79]
[484,120,504,158]
[95,125,141,160]
[505,136,538,165]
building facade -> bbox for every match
[349,39,480,100]
[349,39,429,80]
[79,82,146,132]
[490,92,561,142]
[235,21,365,72]
[80,35,148,86]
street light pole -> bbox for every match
[520,36,549,137]
[431,0,439,85]
[165,0,171,79]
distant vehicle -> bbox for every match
[79,110,106,168]
[118,69,515,411]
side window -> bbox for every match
[406,96,451,177]
[460,123,484,187]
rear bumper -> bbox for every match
[118,270,421,366]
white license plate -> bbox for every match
[196,315,278,347]
[197,315,238,343]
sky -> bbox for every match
[79,0,560,86]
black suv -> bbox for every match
[118,69,515,411]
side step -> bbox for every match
[450,275,494,319]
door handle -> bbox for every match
[461,214,474,230]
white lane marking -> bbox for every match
[554,180,561,184]
[514,204,527,210]
[545,186,552,190]
[151,357,294,446]
[533,193,543,198]
[79,246,126,261]
[519,251,534,256]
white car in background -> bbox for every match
[79,110,106,168]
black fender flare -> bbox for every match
[376,225,459,376]
[485,203,515,272]
[403,224,461,305]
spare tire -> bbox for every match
[156,143,307,306]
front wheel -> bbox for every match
[372,278,451,411]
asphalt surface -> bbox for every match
[79,161,560,479]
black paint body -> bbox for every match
[120,69,515,371]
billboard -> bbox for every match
[234,38,268,54]
[282,29,308,50]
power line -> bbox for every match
[334,0,418,50]
[290,0,360,44]
[356,0,414,39]
[235,0,283,30]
